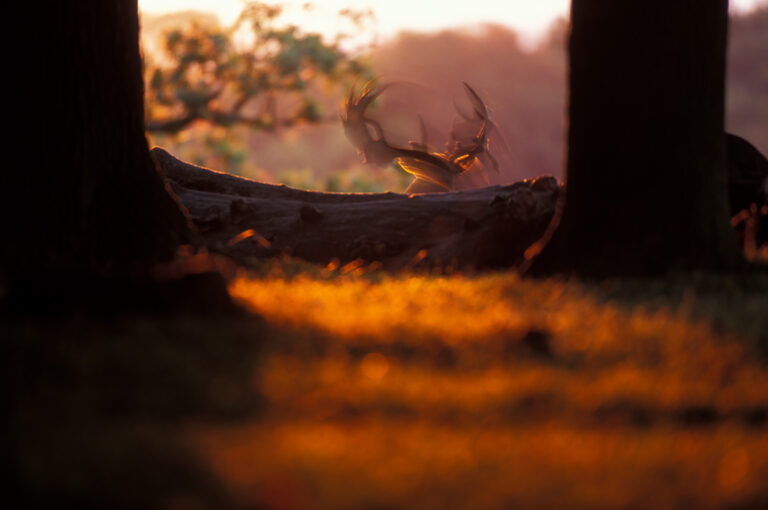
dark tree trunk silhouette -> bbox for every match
[532,0,745,276]
[8,2,192,286]
[1,1,246,314]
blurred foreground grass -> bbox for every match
[7,314,264,508]
[8,264,768,509]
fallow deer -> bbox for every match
[341,81,501,193]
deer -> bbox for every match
[341,81,501,193]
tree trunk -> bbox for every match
[533,0,745,277]
[9,1,191,283]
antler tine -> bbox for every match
[448,83,490,168]
[342,80,381,119]
[357,80,392,111]
[462,82,488,120]
[341,80,405,167]
[345,85,356,108]
[418,115,428,147]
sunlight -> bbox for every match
[229,269,768,414]
[139,0,571,45]
[140,0,767,46]
[229,273,531,343]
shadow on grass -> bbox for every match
[6,309,264,508]
[587,271,768,356]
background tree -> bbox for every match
[530,0,746,277]
[146,4,370,132]
[144,2,371,171]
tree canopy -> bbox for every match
[145,2,372,134]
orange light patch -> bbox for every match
[361,353,390,381]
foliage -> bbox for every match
[144,2,372,135]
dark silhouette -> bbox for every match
[727,133,768,250]
[727,133,768,217]
[12,2,190,275]
[531,0,746,277]
[9,8,258,507]
[6,2,237,312]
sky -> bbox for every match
[139,0,767,47]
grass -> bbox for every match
[198,266,768,509]
[7,314,263,508]
[7,262,768,509]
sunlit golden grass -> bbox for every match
[197,423,768,510]
[231,272,534,343]
[185,270,768,509]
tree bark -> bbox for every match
[532,0,745,277]
[9,1,191,282]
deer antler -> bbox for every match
[341,81,496,193]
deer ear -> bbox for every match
[463,82,488,119]
[418,115,428,148]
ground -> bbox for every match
[8,262,768,509]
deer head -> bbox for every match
[341,81,499,193]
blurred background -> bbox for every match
[139,0,768,192]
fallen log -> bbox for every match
[153,147,559,271]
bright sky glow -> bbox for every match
[139,0,767,47]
